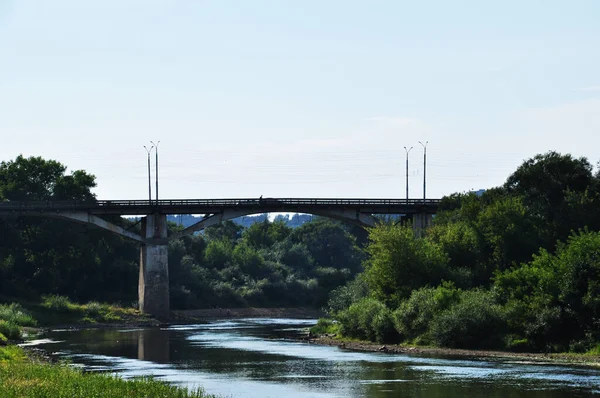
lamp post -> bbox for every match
[150,141,160,206]
[403,146,413,202]
[143,145,154,204]
[418,141,428,202]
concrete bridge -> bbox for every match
[0,198,440,319]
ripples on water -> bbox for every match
[28,318,600,397]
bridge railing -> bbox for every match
[0,198,442,210]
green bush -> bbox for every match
[0,332,7,344]
[310,318,339,336]
[337,298,398,343]
[42,295,77,313]
[84,301,103,317]
[430,289,505,349]
[0,320,22,340]
[327,276,369,314]
[393,282,460,342]
[372,307,397,343]
[0,303,37,327]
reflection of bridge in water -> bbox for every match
[0,198,440,319]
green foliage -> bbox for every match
[429,289,506,349]
[0,303,36,327]
[364,224,449,307]
[0,346,26,361]
[337,298,399,343]
[494,230,600,351]
[326,276,369,314]
[310,318,339,336]
[203,239,234,269]
[243,219,291,249]
[0,155,96,201]
[0,350,214,397]
[41,295,78,313]
[288,219,364,272]
[0,320,21,340]
[392,282,461,343]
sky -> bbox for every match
[1,1,599,200]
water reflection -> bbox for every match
[33,319,600,398]
[137,328,169,363]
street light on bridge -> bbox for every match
[418,141,428,201]
[150,141,160,206]
[403,146,413,202]
[143,145,154,204]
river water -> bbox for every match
[29,318,600,397]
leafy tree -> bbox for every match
[242,219,291,249]
[0,155,96,201]
[288,219,363,272]
[364,224,448,307]
[504,151,595,248]
[204,220,242,242]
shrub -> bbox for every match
[0,320,21,340]
[327,276,369,314]
[430,289,505,349]
[392,282,460,342]
[0,303,37,327]
[85,301,103,317]
[372,307,397,343]
[310,318,339,336]
[337,298,398,343]
[42,295,77,313]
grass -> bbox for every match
[0,346,216,397]
[0,303,37,327]
[28,295,152,326]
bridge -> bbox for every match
[0,198,440,319]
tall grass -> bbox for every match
[0,303,37,327]
[0,321,21,340]
[0,347,215,397]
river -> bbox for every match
[28,318,600,397]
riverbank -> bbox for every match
[311,336,600,367]
[0,346,216,398]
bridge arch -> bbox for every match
[168,207,378,242]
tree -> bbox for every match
[0,155,96,201]
[504,151,595,249]
[288,219,364,272]
[242,219,291,249]
[204,220,242,242]
[364,224,449,307]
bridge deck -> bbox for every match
[0,198,441,216]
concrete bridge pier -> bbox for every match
[412,213,433,236]
[139,214,170,319]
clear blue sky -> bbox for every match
[1,1,599,199]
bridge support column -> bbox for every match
[412,213,433,237]
[139,214,169,320]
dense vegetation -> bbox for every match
[0,155,365,310]
[322,152,600,353]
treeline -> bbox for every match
[0,155,365,309]
[324,152,600,353]
[167,213,315,229]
